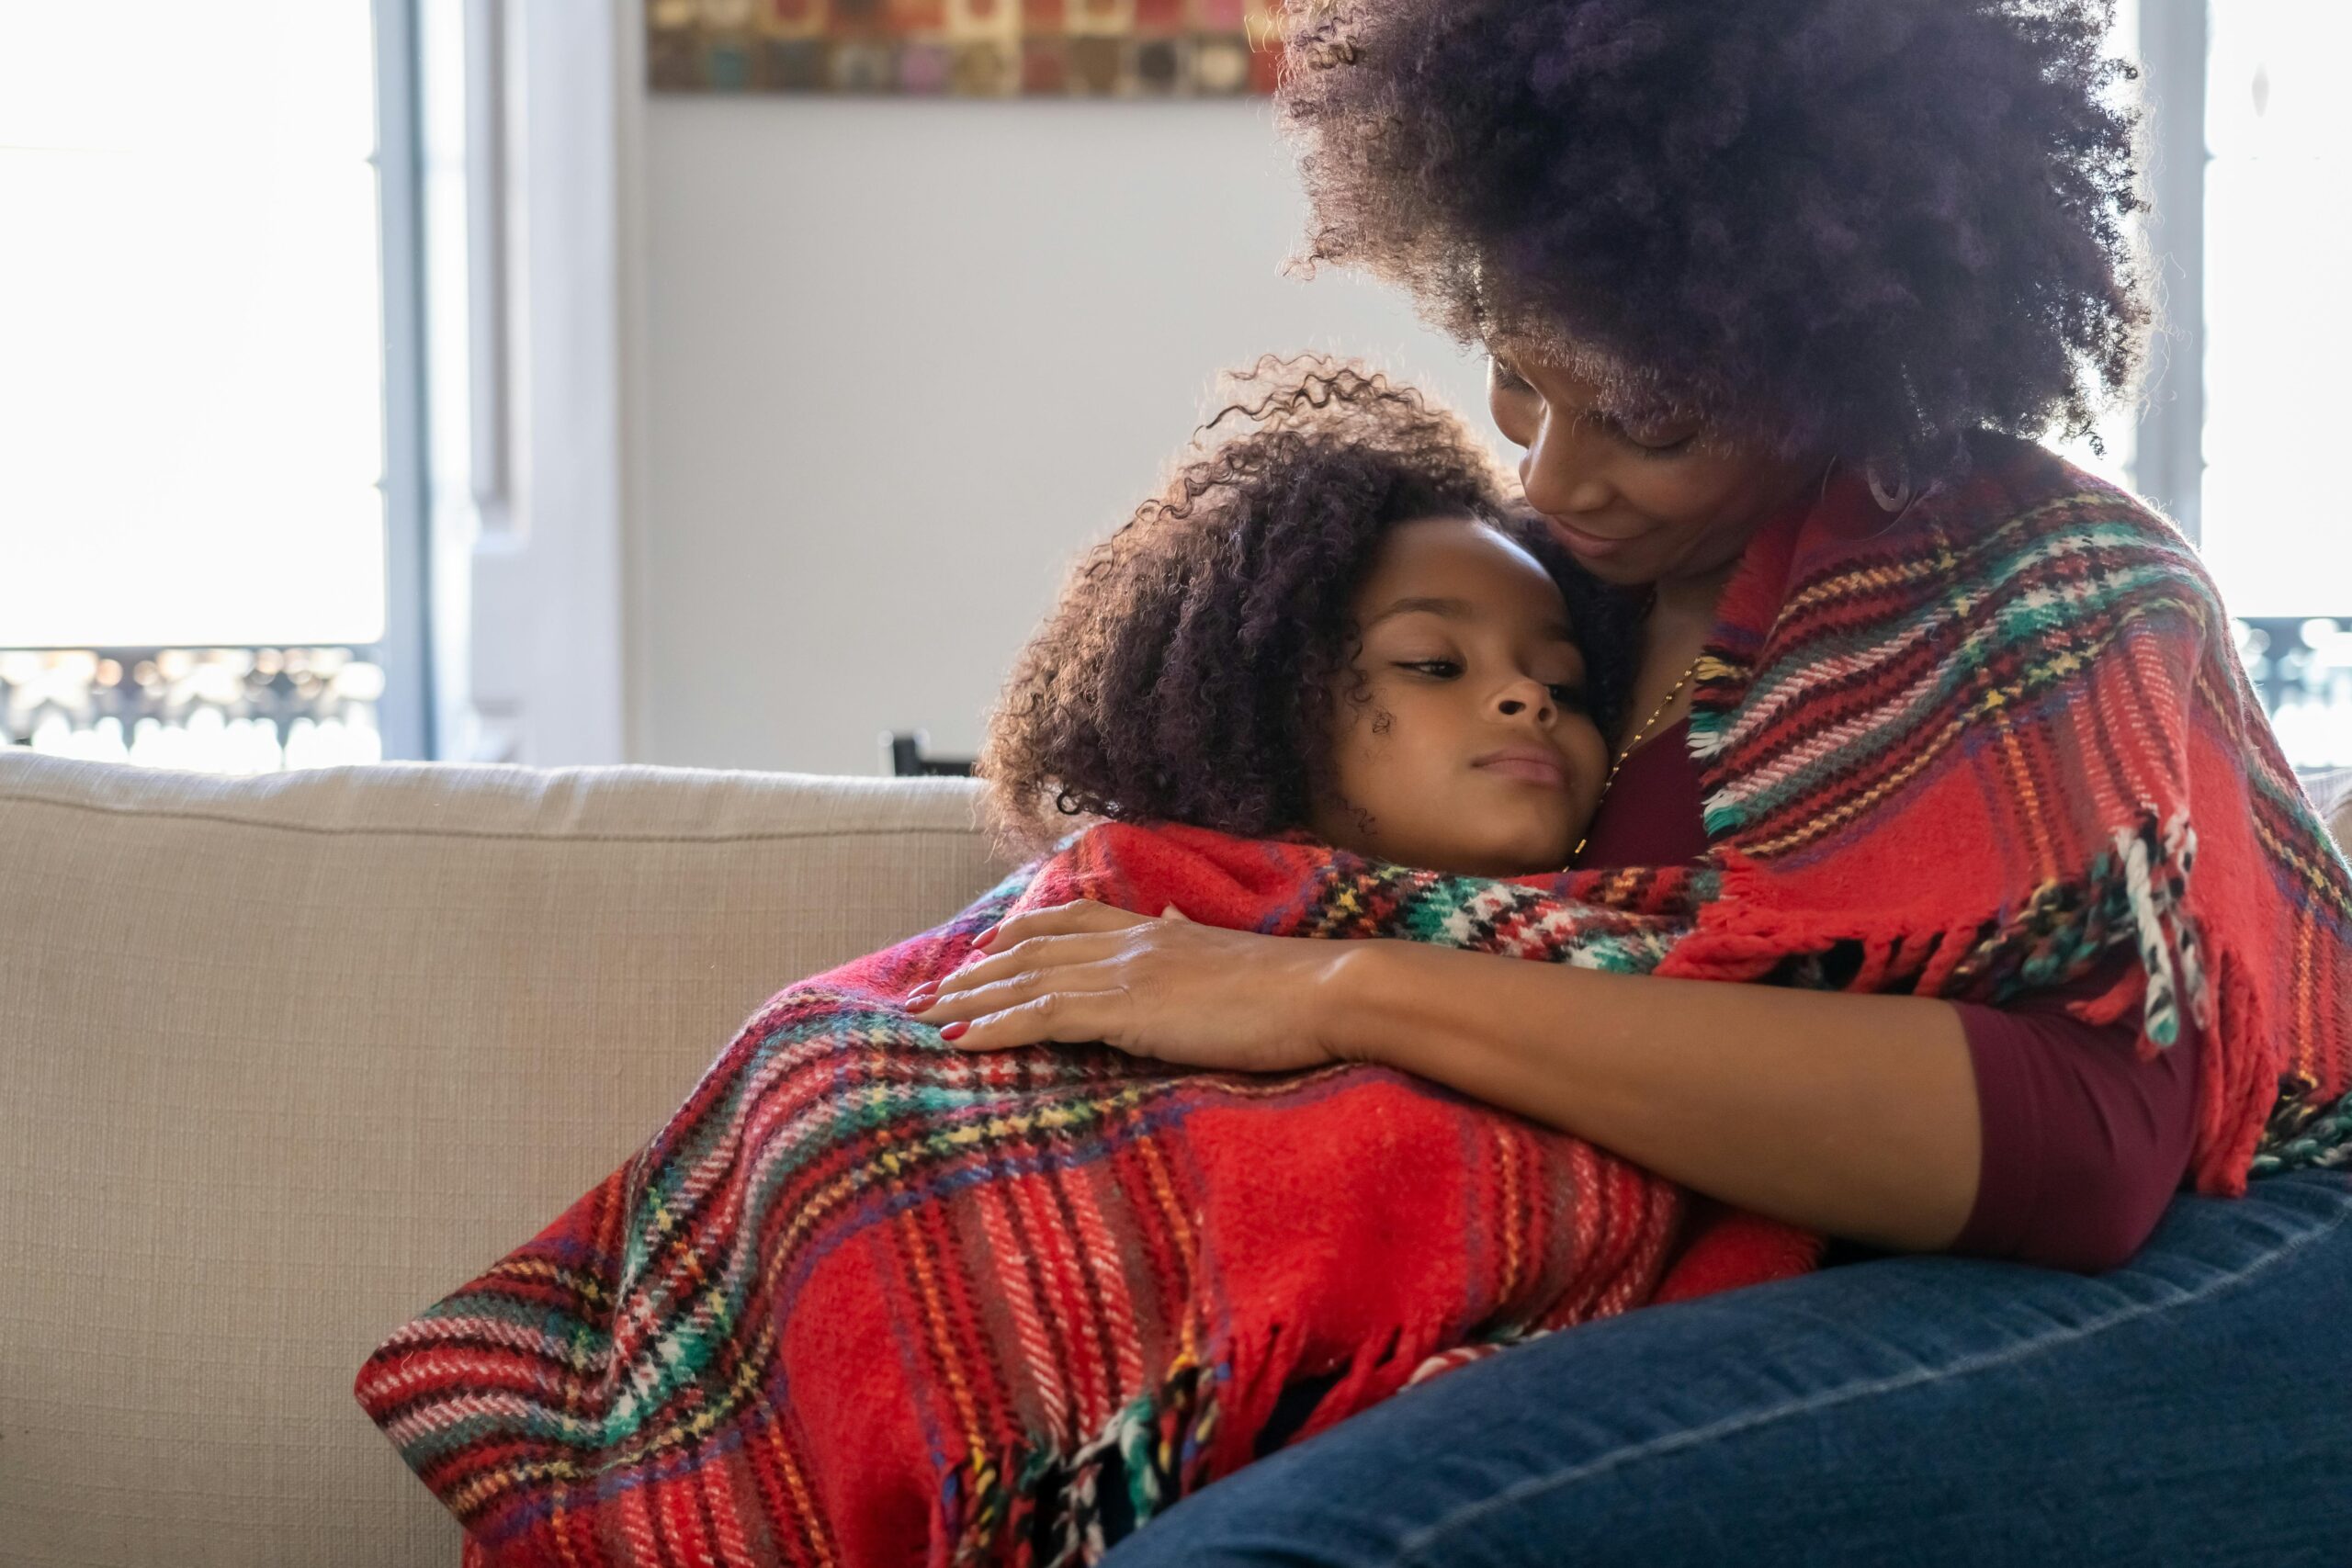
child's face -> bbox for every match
[1307,516,1611,877]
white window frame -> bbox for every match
[2134,0,2207,545]
[377,0,435,759]
[422,0,643,767]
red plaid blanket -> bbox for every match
[356,823,1817,1567]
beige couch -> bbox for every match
[4,749,2347,1568]
[0,751,1010,1568]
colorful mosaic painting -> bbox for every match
[649,0,1285,96]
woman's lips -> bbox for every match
[1544,518,1629,559]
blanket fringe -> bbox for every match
[944,1309,1471,1567]
[945,1332,1270,1567]
[1663,805,2337,1194]
[2248,1077,2352,1179]
[2114,811,2209,1049]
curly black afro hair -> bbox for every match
[978,355,1640,860]
[1276,0,2151,479]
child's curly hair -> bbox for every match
[1275,0,2151,480]
[978,355,1639,861]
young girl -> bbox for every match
[978,354,1641,882]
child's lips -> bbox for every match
[1474,752,1569,789]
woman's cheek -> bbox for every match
[1616,465,1715,527]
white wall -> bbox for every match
[637,96,1504,776]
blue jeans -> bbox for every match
[1098,1169,2352,1568]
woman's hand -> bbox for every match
[906,898,1353,1073]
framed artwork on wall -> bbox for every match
[648,0,1285,96]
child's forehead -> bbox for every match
[1359,517,1577,637]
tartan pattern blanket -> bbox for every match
[1674,437,2350,1192]
[356,823,1821,1568]
[357,437,2352,1567]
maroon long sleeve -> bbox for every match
[1573,717,2199,1272]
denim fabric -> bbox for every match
[1097,1170,2352,1568]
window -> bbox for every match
[0,1,429,768]
[2062,0,2351,773]
[2199,1,2352,770]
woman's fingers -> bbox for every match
[910,899,1154,1014]
[899,898,1206,1058]
[974,898,1150,956]
[908,959,1080,1025]
[908,930,1127,1021]
[900,904,1339,1074]
[934,987,1129,1054]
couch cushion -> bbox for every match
[0,752,1003,1568]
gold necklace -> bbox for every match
[1570,652,1706,863]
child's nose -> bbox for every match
[1495,680,1555,720]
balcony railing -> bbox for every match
[2237,618,2352,773]
[6,621,2350,781]
[0,647,386,773]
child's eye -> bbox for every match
[1403,661,1588,713]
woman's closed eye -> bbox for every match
[1491,357,1692,456]
[1617,427,1699,457]
[1593,412,1700,457]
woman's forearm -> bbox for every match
[1321,942,1983,1254]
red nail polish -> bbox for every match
[939,1021,969,1042]
[972,922,1001,950]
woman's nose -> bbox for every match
[1520,431,1613,517]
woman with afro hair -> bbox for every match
[913,4,2352,1560]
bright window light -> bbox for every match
[2198,0,2352,619]
[0,2,387,649]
